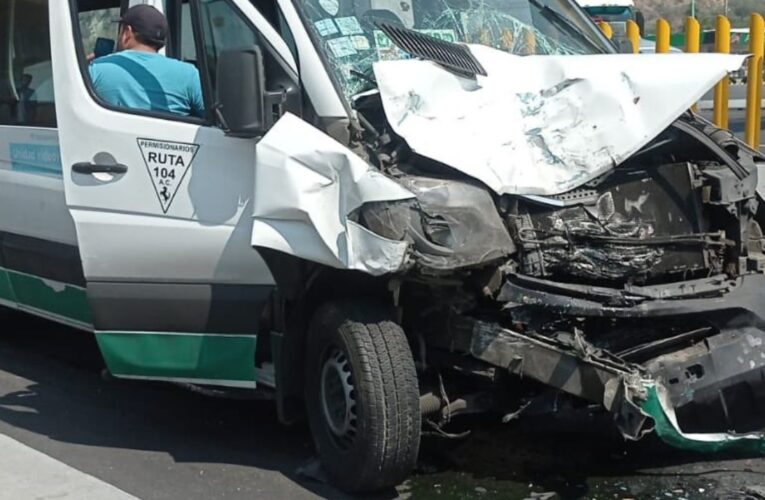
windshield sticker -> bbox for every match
[350,35,371,51]
[314,19,339,37]
[335,16,363,36]
[318,0,339,16]
[373,30,404,61]
[138,138,199,213]
[422,29,457,42]
[327,37,358,58]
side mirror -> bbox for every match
[216,46,267,138]
[634,10,646,37]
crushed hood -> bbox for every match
[374,48,747,196]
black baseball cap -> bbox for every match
[116,5,169,46]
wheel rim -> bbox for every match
[320,347,357,449]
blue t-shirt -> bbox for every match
[89,50,205,118]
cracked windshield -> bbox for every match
[297,0,610,99]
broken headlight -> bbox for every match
[357,176,515,271]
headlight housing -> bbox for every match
[357,176,515,271]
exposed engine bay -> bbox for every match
[349,89,765,448]
[252,34,765,451]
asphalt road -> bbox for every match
[0,309,346,500]
[3,308,765,499]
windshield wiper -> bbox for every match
[528,0,607,54]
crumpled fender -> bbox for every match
[251,113,415,275]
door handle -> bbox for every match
[72,162,128,175]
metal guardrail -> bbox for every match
[599,14,765,149]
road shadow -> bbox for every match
[0,311,396,500]
[406,409,765,499]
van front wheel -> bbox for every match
[305,300,421,493]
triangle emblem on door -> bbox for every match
[137,138,200,213]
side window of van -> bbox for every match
[197,0,259,93]
[76,0,206,121]
[79,5,122,57]
[73,0,296,127]
[0,0,56,128]
[249,0,298,68]
[163,0,199,65]
[196,0,298,119]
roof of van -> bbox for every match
[577,0,635,7]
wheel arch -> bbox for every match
[256,248,396,424]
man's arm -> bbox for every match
[88,61,107,98]
[189,67,205,119]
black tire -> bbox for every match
[305,300,421,493]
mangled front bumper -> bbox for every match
[479,272,765,450]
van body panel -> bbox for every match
[44,0,279,386]
[95,331,258,388]
[8,270,90,328]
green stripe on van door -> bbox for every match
[0,268,15,303]
[8,270,91,324]
[95,332,257,386]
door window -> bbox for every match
[164,0,199,64]
[75,0,206,120]
[181,3,199,62]
[0,0,56,127]
[195,0,300,127]
[79,5,122,57]
[198,0,259,93]
[72,0,298,128]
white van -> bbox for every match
[2,0,765,493]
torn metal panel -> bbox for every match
[374,50,747,195]
[443,317,651,440]
[645,327,765,435]
[498,272,765,318]
[251,113,415,275]
[641,384,765,454]
[511,162,719,283]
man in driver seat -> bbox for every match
[89,5,205,118]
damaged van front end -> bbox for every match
[251,14,765,491]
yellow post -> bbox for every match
[626,19,640,53]
[745,13,764,149]
[685,17,700,53]
[757,56,764,147]
[714,15,731,129]
[656,18,671,54]
[599,21,613,40]
[686,18,701,112]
